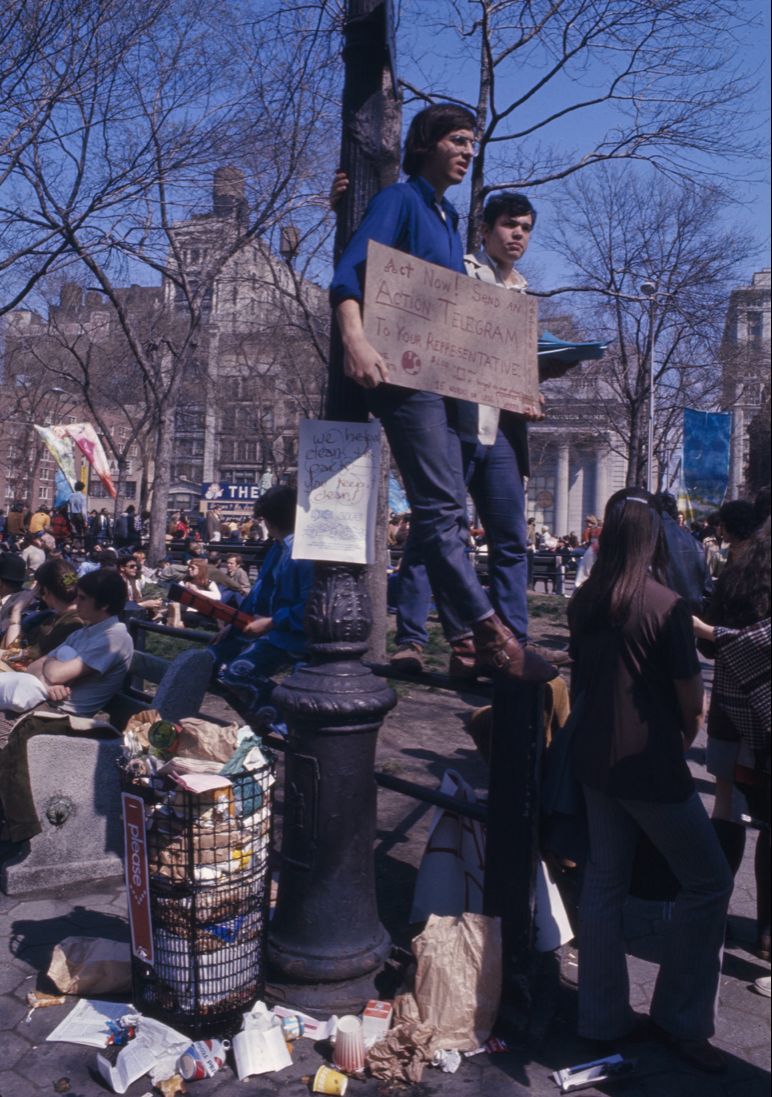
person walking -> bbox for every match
[568,487,733,1075]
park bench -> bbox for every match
[165,540,271,577]
[531,551,578,595]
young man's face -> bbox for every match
[422,128,475,189]
[75,589,109,624]
[481,212,534,267]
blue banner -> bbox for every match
[55,468,72,508]
[678,408,732,521]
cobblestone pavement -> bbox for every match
[0,609,769,1096]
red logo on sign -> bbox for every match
[401,350,421,375]
[122,792,154,965]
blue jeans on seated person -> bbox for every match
[367,386,491,639]
[212,634,302,713]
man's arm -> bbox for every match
[336,299,389,389]
[27,654,96,686]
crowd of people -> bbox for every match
[0,100,768,1079]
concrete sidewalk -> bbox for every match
[0,649,769,1096]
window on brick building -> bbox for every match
[39,486,49,499]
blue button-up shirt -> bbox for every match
[330,174,465,308]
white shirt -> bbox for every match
[50,615,134,716]
[459,250,528,445]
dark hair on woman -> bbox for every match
[402,103,477,176]
[34,558,79,604]
[710,517,771,629]
[717,498,756,542]
[482,192,537,228]
[77,567,128,616]
[254,484,297,532]
[753,484,771,529]
[573,487,669,632]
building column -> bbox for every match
[202,326,220,484]
[554,442,570,538]
[594,445,609,518]
[729,407,744,499]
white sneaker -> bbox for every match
[754,976,771,997]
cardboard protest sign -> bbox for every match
[293,419,382,565]
[363,240,539,415]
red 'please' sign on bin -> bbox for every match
[122,792,154,965]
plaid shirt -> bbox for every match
[713,617,771,751]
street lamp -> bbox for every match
[639,280,657,492]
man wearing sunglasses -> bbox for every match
[331,105,556,683]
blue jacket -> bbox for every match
[330,175,465,308]
[241,534,314,652]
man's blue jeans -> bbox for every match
[211,633,302,711]
[368,386,492,638]
[395,425,529,645]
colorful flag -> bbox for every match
[678,408,732,522]
[54,468,72,507]
[64,422,116,499]
[33,425,77,489]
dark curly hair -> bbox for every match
[710,517,771,629]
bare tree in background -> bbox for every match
[398,0,764,250]
[4,0,340,562]
[0,0,171,312]
[537,168,759,487]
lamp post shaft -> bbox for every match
[647,300,656,493]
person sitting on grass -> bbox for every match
[208,485,313,715]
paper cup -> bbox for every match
[313,1064,348,1094]
[332,1014,365,1074]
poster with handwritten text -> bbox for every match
[363,240,539,415]
[293,420,382,564]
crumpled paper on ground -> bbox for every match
[47,937,131,996]
[365,993,440,1083]
[413,912,502,1051]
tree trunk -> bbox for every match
[113,456,128,523]
[148,398,177,565]
[467,2,492,254]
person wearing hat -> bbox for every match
[0,553,29,640]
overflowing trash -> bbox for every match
[118,710,275,1035]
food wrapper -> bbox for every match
[413,913,502,1051]
[47,937,132,996]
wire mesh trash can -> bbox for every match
[119,758,274,1038]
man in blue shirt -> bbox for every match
[331,104,555,683]
[208,485,314,713]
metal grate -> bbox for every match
[119,758,274,1038]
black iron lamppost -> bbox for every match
[267,0,400,1014]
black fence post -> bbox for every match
[483,677,544,1028]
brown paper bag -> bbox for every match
[47,937,132,995]
[176,717,240,763]
[412,912,502,1050]
[124,708,160,750]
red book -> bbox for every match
[168,582,255,631]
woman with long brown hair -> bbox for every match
[568,487,733,1074]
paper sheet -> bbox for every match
[46,999,133,1048]
[293,420,382,565]
[232,1024,292,1079]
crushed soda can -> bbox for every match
[178,1037,231,1079]
[105,1016,137,1046]
[280,1014,305,1040]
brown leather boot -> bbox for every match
[471,613,558,681]
[449,636,477,678]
